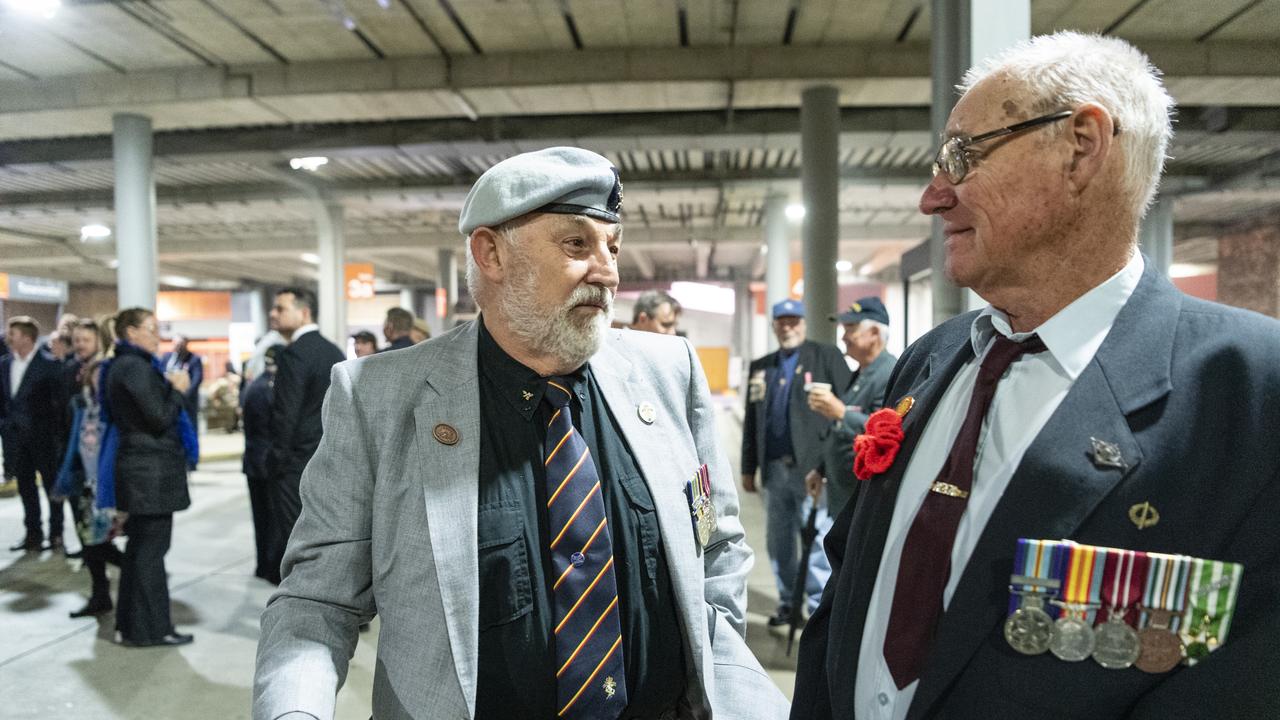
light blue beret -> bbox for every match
[458,146,623,235]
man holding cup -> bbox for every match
[805,296,897,519]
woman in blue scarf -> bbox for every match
[105,308,199,647]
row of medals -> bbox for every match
[1003,589,1187,673]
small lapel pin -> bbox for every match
[433,423,460,446]
[521,390,533,401]
[1129,501,1160,530]
[895,396,915,418]
[1089,436,1125,470]
[637,402,657,425]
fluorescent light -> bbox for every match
[669,281,736,315]
[1169,262,1215,278]
[289,156,329,172]
[835,260,853,272]
[300,253,321,265]
[80,224,112,241]
[785,204,806,222]
[160,275,196,288]
[4,0,59,19]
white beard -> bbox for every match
[498,268,614,371]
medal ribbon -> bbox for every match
[1098,547,1150,626]
[1008,539,1064,617]
[1183,558,1243,645]
[1140,552,1191,631]
[1061,541,1102,626]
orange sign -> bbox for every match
[0,273,8,299]
[435,287,449,319]
[345,263,375,300]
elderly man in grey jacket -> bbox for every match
[254,147,788,720]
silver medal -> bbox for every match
[1004,592,1055,656]
[1049,615,1096,662]
[1092,613,1141,669]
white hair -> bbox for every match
[859,319,890,340]
[464,223,520,311]
[960,31,1175,219]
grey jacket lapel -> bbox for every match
[588,335,710,697]
[410,322,482,715]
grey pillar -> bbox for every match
[247,286,268,339]
[929,0,1030,324]
[438,248,458,330]
[763,193,790,352]
[802,85,840,336]
[112,114,157,309]
[317,202,346,344]
[1139,196,1173,276]
[399,288,415,312]
[732,271,753,376]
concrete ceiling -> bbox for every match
[0,0,1278,291]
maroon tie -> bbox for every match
[883,333,1047,689]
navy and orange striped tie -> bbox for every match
[543,377,628,719]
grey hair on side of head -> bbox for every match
[959,31,1175,220]
[464,222,523,311]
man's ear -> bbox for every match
[469,227,508,284]
[1066,102,1114,193]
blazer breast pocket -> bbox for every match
[617,472,659,590]
[477,505,534,629]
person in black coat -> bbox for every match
[241,344,281,581]
[106,308,195,647]
[160,334,203,424]
[380,306,415,352]
[1,316,69,552]
[263,287,345,584]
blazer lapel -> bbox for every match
[832,335,975,680]
[410,323,482,715]
[589,335,710,694]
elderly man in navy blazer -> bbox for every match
[792,32,1280,719]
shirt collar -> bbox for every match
[970,250,1144,380]
[477,316,587,421]
[290,324,319,342]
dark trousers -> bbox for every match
[116,514,175,643]
[245,473,272,580]
[263,472,302,585]
[82,542,113,600]
[10,441,64,541]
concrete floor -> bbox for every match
[0,400,800,719]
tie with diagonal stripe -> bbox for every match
[543,377,628,719]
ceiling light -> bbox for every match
[300,253,321,265]
[785,204,806,222]
[80,224,112,241]
[835,260,853,272]
[4,0,60,19]
[1169,262,1215,278]
[161,275,196,288]
[289,156,329,172]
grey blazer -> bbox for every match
[254,321,790,720]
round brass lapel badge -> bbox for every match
[637,402,657,425]
[433,423,460,445]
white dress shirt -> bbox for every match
[854,251,1144,720]
[9,348,34,398]
[289,324,318,344]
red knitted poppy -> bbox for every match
[853,408,905,480]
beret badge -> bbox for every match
[607,167,624,214]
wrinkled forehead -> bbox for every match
[946,73,1036,139]
[520,212,622,241]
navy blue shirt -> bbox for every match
[764,347,800,462]
[473,318,686,720]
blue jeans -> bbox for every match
[762,458,832,613]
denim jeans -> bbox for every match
[762,458,832,613]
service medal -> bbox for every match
[1051,542,1101,662]
[1050,611,1095,662]
[1004,539,1065,656]
[1134,555,1191,673]
[1092,613,1141,669]
[1179,559,1242,666]
[1090,548,1148,670]
[1135,625,1183,673]
[1004,592,1054,655]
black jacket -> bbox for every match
[268,330,345,481]
[106,344,191,515]
[241,372,273,479]
[0,348,65,466]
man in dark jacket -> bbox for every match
[160,334,203,424]
[242,344,281,581]
[804,297,898,519]
[380,307,415,352]
[263,287,345,584]
[741,299,852,626]
[1,317,69,552]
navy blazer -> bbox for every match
[0,349,65,463]
[792,262,1280,719]
[268,330,345,481]
[742,339,852,479]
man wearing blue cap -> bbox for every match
[741,299,852,628]
[255,147,788,720]
[804,297,898,519]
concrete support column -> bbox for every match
[112,113,158,309]
[247,286,268,339]
[763,193,790,351]
[732,271,753,383]
[316,202,346,344]
[438,248,458,330]
[399,288,416,313]
[801,85,840,336]
[1218,224,1280,318]
[1139,196,1174,276]
[929,0,1030,324]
